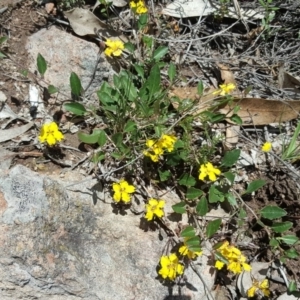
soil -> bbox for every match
[1,0,300,299]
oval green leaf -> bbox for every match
[37,53,47,76]
[172,202,186,214]
[78,129,102,144]
[168,62,176,82]
[152,46,168,62]
[97,130,107,147]
[277,235,299,245]
[260,205,287,220]
[179,173,196,187]
[271,221,293,233]
[186,187,203,199]
[221,149,241,167]
[196,196,208,216]
[206,218,222,238]
[48,85,59,94]
[245,179,266,194]
[64,102,86,116]
[209,185,225,203]
[70,72,82,96]
[180,226,195,238]
[186,236,201,252]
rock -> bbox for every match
[26,26,113,102]
[277,293,299,300]
[0,165,215,299]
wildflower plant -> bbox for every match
[247,279,270,298]
[33,10,300,295]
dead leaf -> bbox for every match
[278,65,300,95]
[45,2,55,14]
[221,98,300,125]
[216,63,236,85]
[224,125,240,149]
[65,8,122,38]
[0,122,34,143]
[169,86,216,111]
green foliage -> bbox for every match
[281,120,300,162]
[0,36,8,58]
[70,72,83,97]
[37,53,47,76]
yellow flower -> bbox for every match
[104,39,124,57]
[214,241,251,274]
[178,238,202,259]
[143,139,164,162]
[39,122,64,146]
[145,198,165,221]
[130,0,148,14]
[112,179,135,203]
[158,253,184,281]
[199,162,221,181]
[213,83,236,96]
[262,142,272,152]
[247,279,270,298]
[159,134,177,152]
[143,134,176,162]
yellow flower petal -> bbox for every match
[215,260,225,270]
[262,142,272,152]
[247,286,257,298]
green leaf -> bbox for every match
[271,221,293,233]
[152,46,168,62]
[197,81,204,95]
[158,170,171,182]
[214,251,229,265]
[172,202,186,214]
[277,235,299,245]
[181,226,195,238]
[288,281,298,292]
[168,62,176,82]
[134,64,145,79]
[209,185,225,203]
[196,196,208,216]
[269,238,279,247]
[124,42,135,53]
[147,64,161,99]
[260,205,287,220]
[206,219,222,238]
[186,236,201,252]
[221,149,240,167]
[92,151,105,163]
[48,85,59,94]
[245,179,266,194]
[78,129,102,144]
[285,249,299,259]
[223,171,235,184]
[138,13,148,30]
[37,53,47,76]
[20,69,28,77]
[111,132,123,147]
[64,102,86,116]
[179,174,196,187]
[226,193,237,206]
[0,52,6,58]
[97,130,107,147]
[70,72,82,97]
[0,36,8,44]
[124,120,136,132]
[186,187,203,199]
[230,114,242,125]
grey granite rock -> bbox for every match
[26,26,113,101]
[0,165,215,299]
